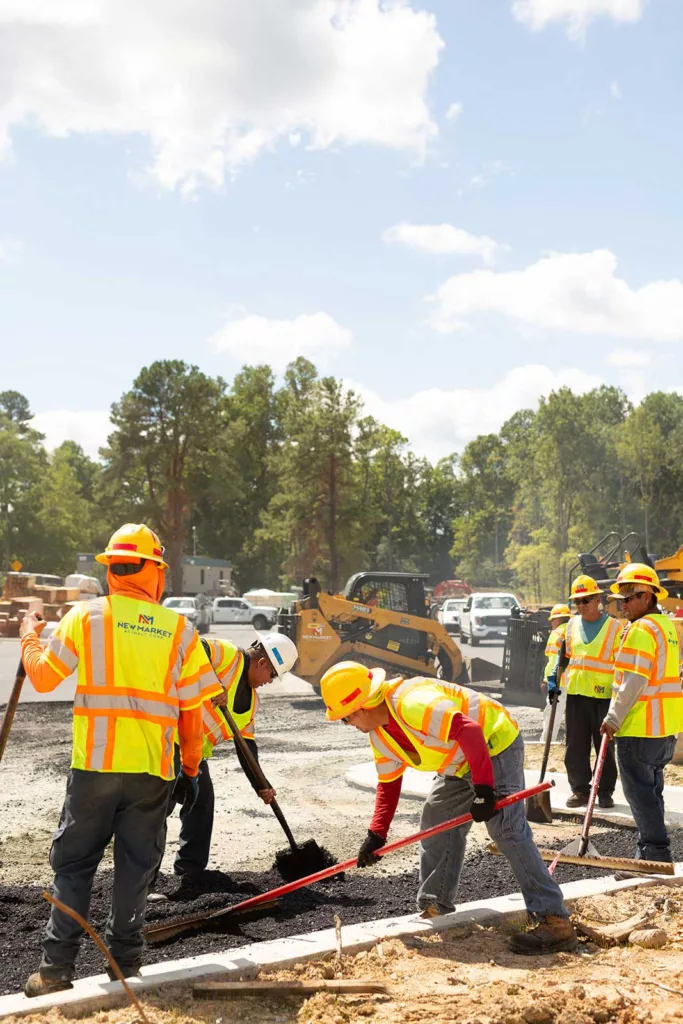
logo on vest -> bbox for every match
[117,616,173,639]
[139,614,154,625]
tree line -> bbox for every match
[2,363,682,603]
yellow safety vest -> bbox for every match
[369,676,519,783]
[613,614,683,738]
[48,595,219,780]
[565,615,622,699]
[544,623,568,684]
[200,639,257,759]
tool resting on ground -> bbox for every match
[144,781,552,943]
[527,690,560,824]
[0,660,26,764]
[220,700,328,881]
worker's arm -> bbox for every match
[448,713,494,787]
[177,705,203,777]
[369,777,403,839]
[19,610,80,692]
[603,670,648,734]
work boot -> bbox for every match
[146,892,169,904]
[566,793,588,809]
[509,916,578,955]
[419,905,441,920]
[598,794,615,809]
[106,966,142,982]
[24,972,73,998]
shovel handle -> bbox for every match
[539,691,560,783]
[578,733,610,857]
[0,660,27,764]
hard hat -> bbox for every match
[321,661,387,721]
[610,563,668,600]
[96,523,168,569]
[569,575,602,601]
[548,604,571,622]
[254,631,298,679]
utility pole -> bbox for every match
[192,525,197,557]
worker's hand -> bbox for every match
[258,787,277,804]
[357,829,386,867]
[19,612,46,639]
[470,784,497,822]
[547,677,561,706]
[211,688,227,708]
[172,770,200,813]
[600,720,617,740]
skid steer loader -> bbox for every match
[277,572,466,686]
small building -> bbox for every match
[75,553,232,596]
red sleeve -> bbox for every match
[449,713,494,788]
[369,777,403,839]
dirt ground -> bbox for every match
[6,884,683,1024]
[524,745,683,788]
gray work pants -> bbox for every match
[417,735,569,919]
[41,768,172,979]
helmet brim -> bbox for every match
[95,550,169,570]
[610,580,668,600]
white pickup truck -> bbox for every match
[212,597,277,630]
[459,592,520,646]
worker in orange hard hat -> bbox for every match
[540,604,572,745]
[19,523,221,997]
[546,576,621,810]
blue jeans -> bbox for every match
[417,735,568,918]
[616,735,677,862]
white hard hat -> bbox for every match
[255,631,298,678]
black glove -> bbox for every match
[172,770,200,813]
[470,784,497,822]
[357,829,386,867]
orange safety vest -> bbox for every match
[564,615,622,699]
[44,595,219,779]
[613,614,683,738]
[369,676,519,783]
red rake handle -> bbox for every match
[577,733,610,857]
[211,781,552,922]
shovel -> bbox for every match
[526,690,559,824]
[0,660,26,765]
[556,732,610,863]
[219,700,329,882]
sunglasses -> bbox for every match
[574,596,598,606]
[620,591,650,605]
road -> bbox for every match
[0,626,503,705]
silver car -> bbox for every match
[162,595,211,634]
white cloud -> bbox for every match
[430,250,683,341]
[606,348,652,367]
[382,222,508,265]
[0,0,442,193]
[512,0,644,40]
[210,312,352,371]
[352,364,602,460]
[32,410,112,459]
[445,102,463,122]
[0,237,22,263]
[610,80,622,99]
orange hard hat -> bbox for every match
[96,523,168,570]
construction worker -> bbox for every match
[157,632,298,884]
[18,524,221,996]
[547,576,621,809]
[601,564,683,862]
[321,662,577,955]
[540,604,572,744]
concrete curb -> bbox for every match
[1,870,681,1019]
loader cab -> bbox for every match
[343,573,430,618]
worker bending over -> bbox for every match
[321,662,577,955]
[158,633,298,884]
[540,603,571,744]
[18,524,220,996]
[601,564,683,863]
[547,576,621,809]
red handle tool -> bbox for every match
[577,733,610,857]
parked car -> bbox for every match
[438,597,467,634]
[212,597,277,630]
[460,592,520,646]
[162,595,211,634]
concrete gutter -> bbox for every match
[1,869,681,1020]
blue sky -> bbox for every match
[1,0,682,459]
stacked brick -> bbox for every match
[0,574,80,637]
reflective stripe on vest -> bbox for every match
[613,614,683,738]
[565,615,621,698]
[70,596,199,779]
[369,677,519,783]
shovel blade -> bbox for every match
[275,839,334,882]
[526,792,553,824]
[560,838,599,858]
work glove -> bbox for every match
[172,770,200,813]
[470,784,497,823]
[547,674,561,706]
[357,830,386,867]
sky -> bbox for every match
[1,0,682,462]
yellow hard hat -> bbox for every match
[610,562,668,600]
[321,661,386,721]
[548,604,571,621]
[569,575,602,601]
[96,523,169,570]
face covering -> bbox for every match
[107,558,165,604]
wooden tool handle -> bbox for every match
[539,691,559,783]
[0,660,27,764]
